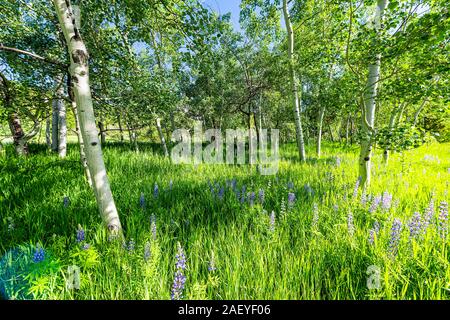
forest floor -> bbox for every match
[0,141,449,299]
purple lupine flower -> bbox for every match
[231,179,237,191]
[381,192,393,211]
[287,181,294,190]
[248,192,256,206]
[82,243,91,250]
[32,245,45,263]
[240,186,246,204]
[128,239,135,252]
[408,212,422,240]
[335,157,341,167]
[76,225,85,242]
[218,186,225,200]
[144,242,151,261]
[287,192,296,209]
[422,198,435,233]
[438,201,449,238]
[63,196,70,208]
[369,195,381,213]
[352,177,361,199]
[150,214,157,240]
[389,219,402,256]
[347,212,355,236]
[369,229,376,245]
[312,203,319,228]
[280,198,286,216]
[208,252,216,272]
[139,193,146,210]
[258,189,265,204]
[361,191,367,206]
[373,220,380,234]
[269,211,275,232]
[304,184,314,197]
[171,243,187,300]
[153,183,159,198]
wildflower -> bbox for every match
[438,201,449,238]
[231,179,237,191]
[361,191,367,206]
[369,229,376,245]
[144,242,151,261]
[127,239,135,252]
[287,192,296,209]
[333,204,339,213]
[150,214,157,240]
[369,196,381,213]
[373,221,380,234]
[422,198,435,233]
[63,196,70,208]
[171,243,187,300]
[82,243,91,250]
[287,181,294,190]
[240,186,246,204]
[208,251,217,272]
[269,211,276,232]
[304,184,314,197]
[312,203,319,228]
[381,192,393,211]
[389,219,402,256]
[139,193,146,210]
[347,212,355,236]
[76,225,85,242]
[408,212,422,240]
[153,183,159,198]
[249,192,255,206]
[280,198,286,216]
[32,245,45,263]
[218,186,225,200]
[258,189,265,204]
[353,177,361,199]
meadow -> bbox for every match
[0,141,449,300]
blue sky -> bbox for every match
[201,0,243,32]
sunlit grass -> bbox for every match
[0,141,449,299]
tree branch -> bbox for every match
[0,45,68,69]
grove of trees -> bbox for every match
[1,0,448,234]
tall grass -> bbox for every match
[0,141,449,299]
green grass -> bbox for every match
[0,141,449,300]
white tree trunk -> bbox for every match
[282,0,306,162]
[383,108,397,164]
[156,117,169,157]
[53,0,121,233]
[70,94,92,187]
[45,112,51,148]
[57,80,67,158]
[316,106,325,158]
[358,0,388,189]
[51,95,59,152]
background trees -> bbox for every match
[0,0,448,225]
